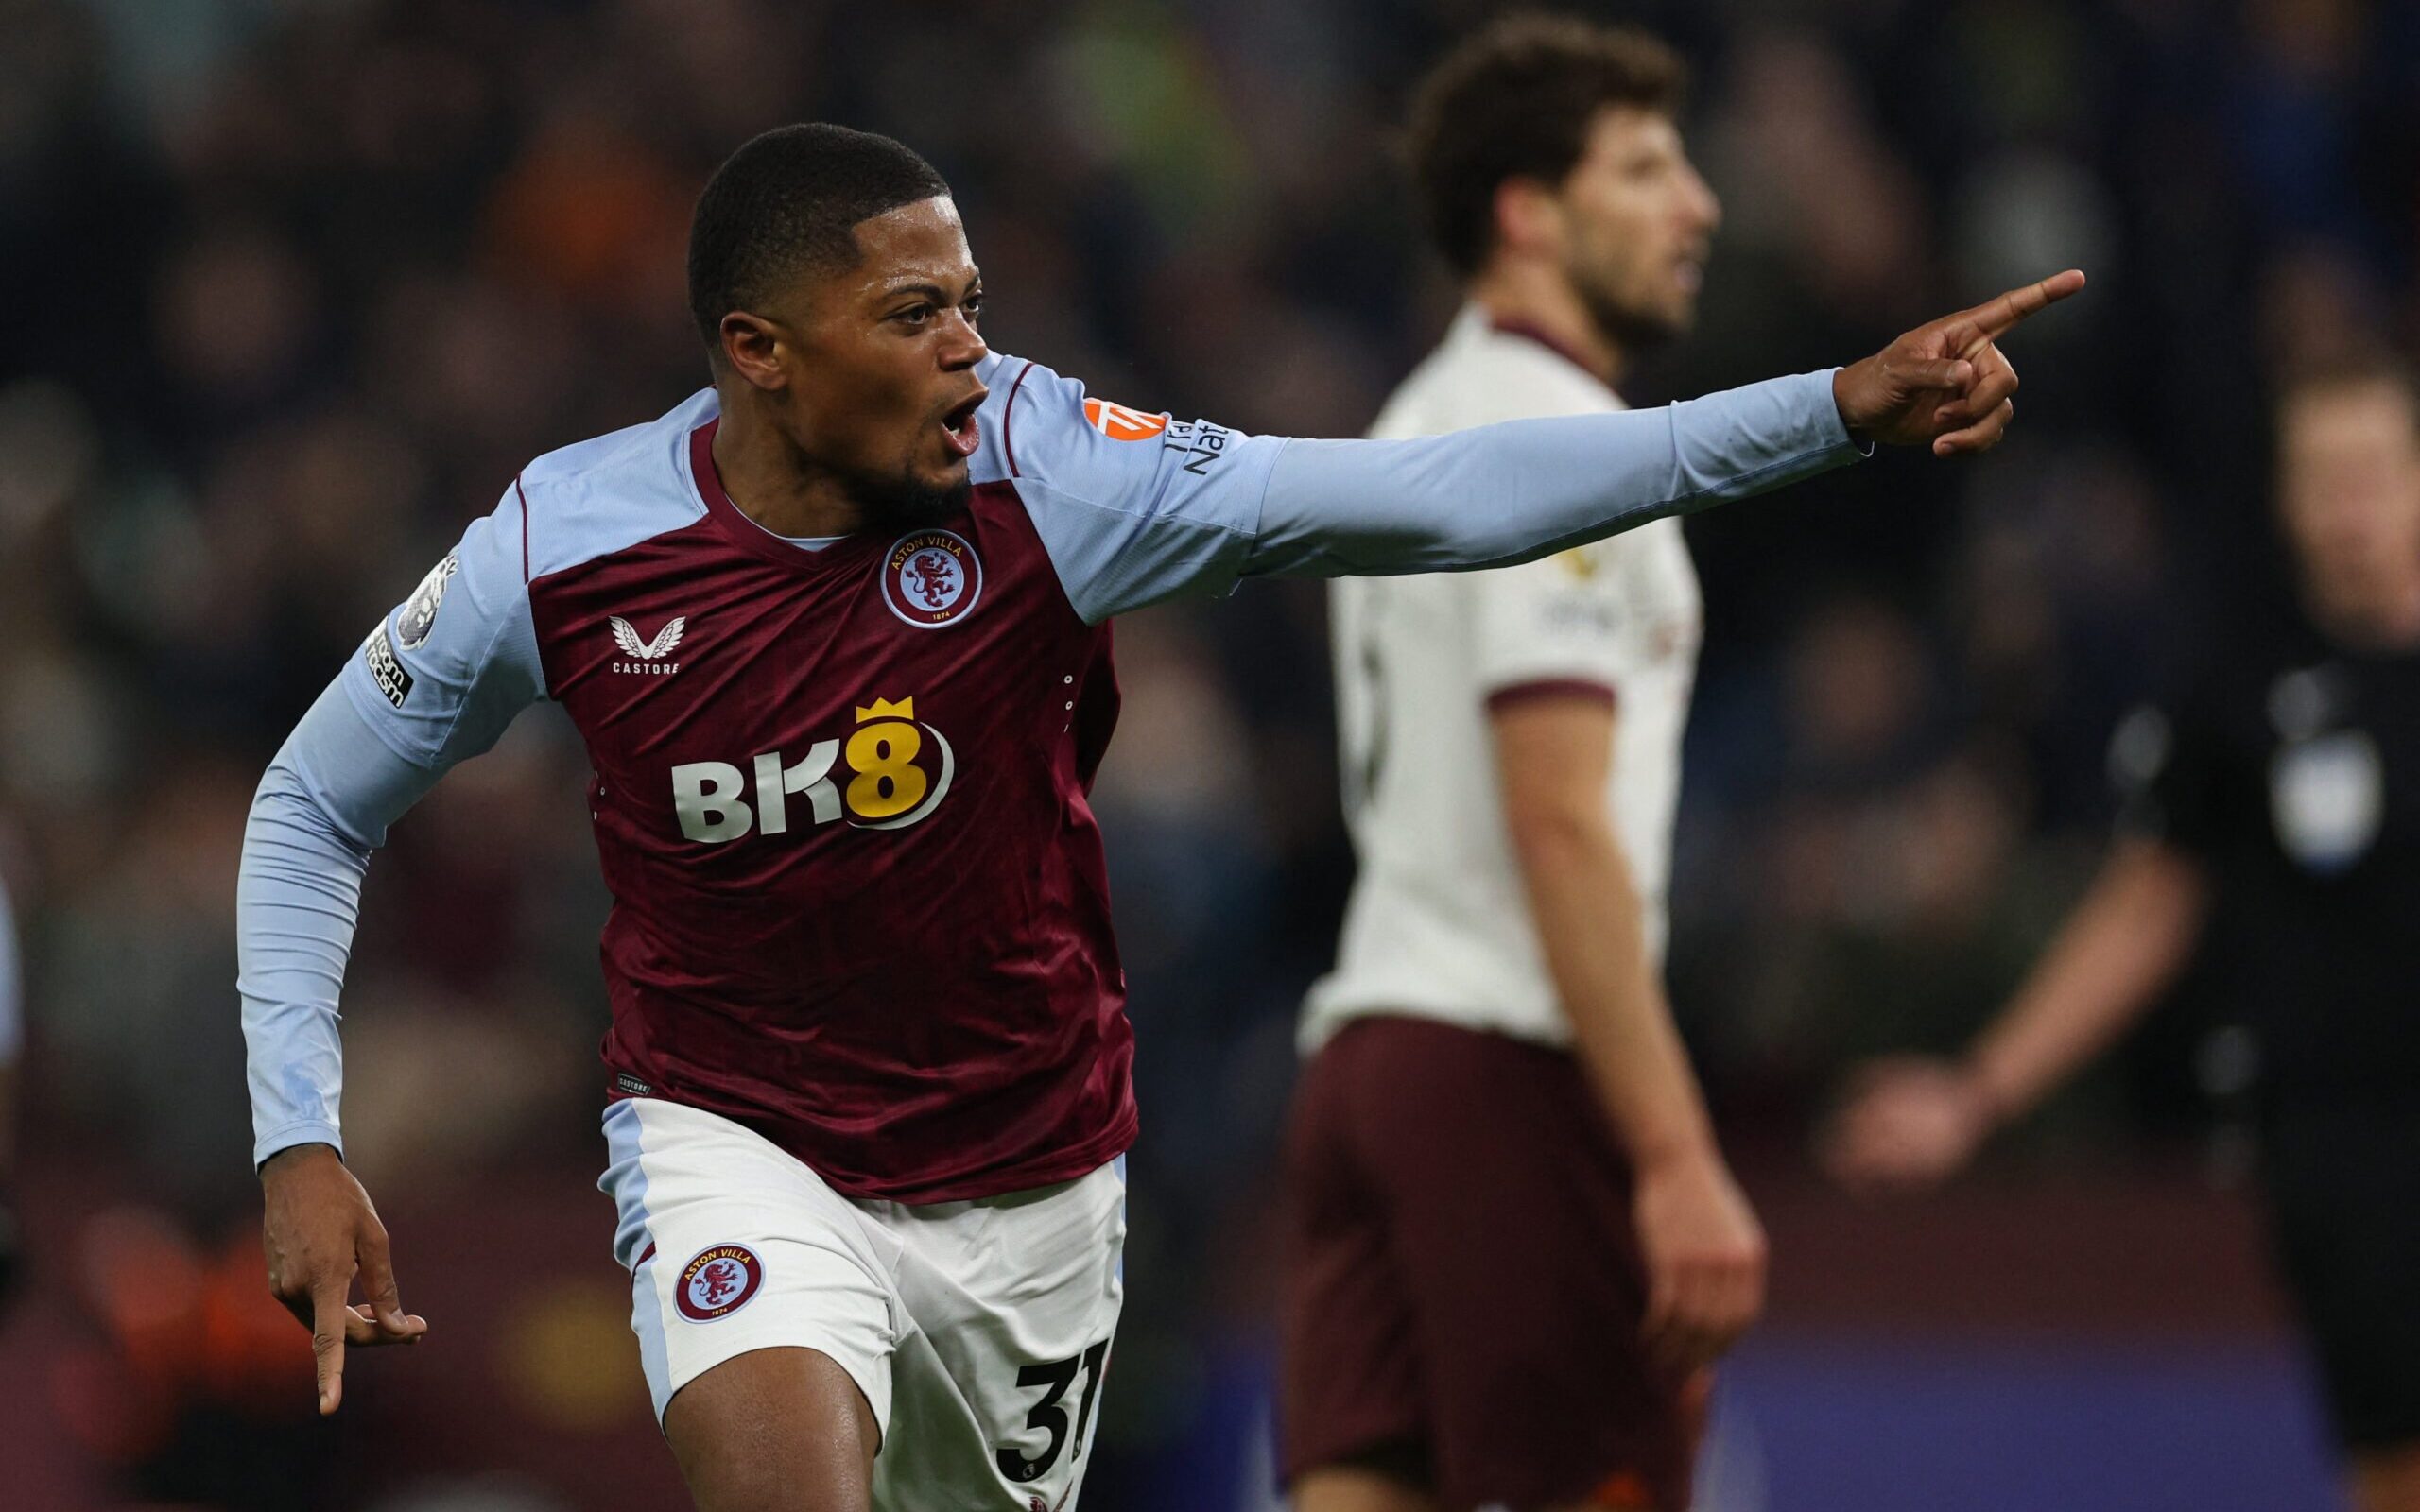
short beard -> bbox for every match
[799,445,971,536]
[854,469,971,535]
[1578,281,1688,359]
[1570,257,1691,359]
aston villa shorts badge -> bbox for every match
[883,529,982,628]
[675,1243,764,1322]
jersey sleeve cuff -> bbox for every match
[254,1120,345,1172]
[1483,678,1618,713]
[1817,367,1876,458]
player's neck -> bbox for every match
[710,390,867,538]
[1469,266,1622,386]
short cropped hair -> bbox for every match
[1406,14,1687,278]
[687,123,952,354]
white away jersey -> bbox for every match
[1302,306,1703,1051]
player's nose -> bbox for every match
[1681,160,1721,234]
[939,309,987,369]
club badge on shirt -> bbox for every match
[884,530,983,628]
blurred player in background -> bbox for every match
[238,118,2063,1510]
[1828,352,2420,1512]
[1285,19,1765,1511]
[0,868,21,1317]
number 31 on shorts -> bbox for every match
[996,1339,1111,1484]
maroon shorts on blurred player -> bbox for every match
[1278,1015,1706,1511]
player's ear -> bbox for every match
[1493,176,1564,263]
[718,311,788,393]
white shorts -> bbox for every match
[599,1097,1127,1511]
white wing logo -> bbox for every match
[611,614,686,661]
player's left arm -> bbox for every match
[1007,364,1855,621]
[1253,272,2074,579]
[1009,272,2078,621]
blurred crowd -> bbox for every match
[2,0,2417,1505]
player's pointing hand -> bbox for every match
[1831,268,2086,455]
[260,1143,427,1414]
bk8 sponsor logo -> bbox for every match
[670,696,955,843]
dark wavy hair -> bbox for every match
[1406,14,1687,278]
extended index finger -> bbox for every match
[1955,268,2085,344]
[311,1279,349,1415]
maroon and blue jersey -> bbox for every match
[239,353,1862,1197]
[527,373,1273,1199]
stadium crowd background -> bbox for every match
[0,0,2413,1507]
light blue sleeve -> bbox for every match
[337,488,548,766]
[994,361,1290,624]
[238,687,445,1165]
[1003,361,1859,621]
[1248,369,1861,577]
[241,490,547,1168]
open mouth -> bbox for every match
[941,391,984,459]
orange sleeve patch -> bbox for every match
[1080,397,1170,440]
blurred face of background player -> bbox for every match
[1503,106,1721,355]
[2277,375,2420,643]
[717,196,990,533]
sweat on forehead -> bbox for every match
[687,123,953,349]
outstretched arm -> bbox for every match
[1011,271,2083,621]
[1253,270,2081,578]
[1250,369,1856,578]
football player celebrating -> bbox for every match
[240,122,2075,1511]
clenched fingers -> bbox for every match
[1934,399,2015,455]
[345,1302,430,1343]
[1934,346,2019,428]
[1893,356,1975,395]
[1642,1253,1766,1378]
[354,1218,417,1336]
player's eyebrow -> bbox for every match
[877,269,982,302]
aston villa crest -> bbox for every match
[882,529,983,628]
[674,1243,764,1323]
